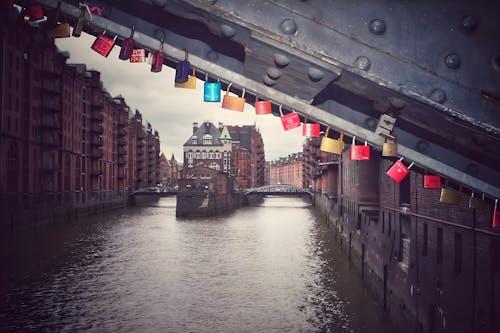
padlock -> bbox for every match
[493,199,500,228]
[221,83,246,112]
[423,174,441,189]
[175,49,191,83]
[150,39,164,73]
[119,26,135,60]
[320,127,344,154]
[47,22,70,38]
[279,105,301,131]
[386,158,413,183]
[91,31,117,57]
[203,74,221,102]
[469,192,485,209]
[439,184,462,204]
[350,137,370,160]
[255,96,272,115]
[302,118,320,137]
[0,0,13,9]
[382,136,398,157]
[28,4,44,22]
[130,48,146,63]
[175,68,197,89]
[72,6,86,37]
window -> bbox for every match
[187,151,193,159]
[201,151,207,159]
[191,137,197,144]
[208,151,214,159]
[209,162,220,171]
[195,151,201,159]
[215,151,221,159]
[423,223,428,257]
[437,227,443,264]
[454,233,462,274]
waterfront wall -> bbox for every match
[176,190,247,217]
[312,153,500,333]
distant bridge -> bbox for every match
[245,185,313,197]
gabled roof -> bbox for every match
[184,121,224,147]
[219,126,232,140]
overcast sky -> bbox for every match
[55,33,306,162]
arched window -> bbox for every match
[195,150,201,159]
[215,151,221,159]
[208,150,214,159]
[201,151,207,159]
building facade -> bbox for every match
[0,20,161,226]
[267,153,304,188]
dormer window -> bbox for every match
[203,134,213,145]
[191,136,197,144]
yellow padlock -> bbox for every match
[439,186,462,204]
[468,192,485,209]
[175,68,197,89]
[320,127,344,155]
[382,136,398,157]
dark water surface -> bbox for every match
[0,197,397,332]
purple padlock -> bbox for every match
[175,49,191,83]
[119,26,134,60]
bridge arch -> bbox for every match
[245,184,313,197]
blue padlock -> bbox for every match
[175,49,191,83]
[203,73,221,102]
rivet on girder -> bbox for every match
[369,19,386,35]
[220,24,236,38]
[205,0,217,4]
[263,75,276,86]
[280,18,297,35]
[355,56,371,71]
[416,140,430,153]
[365,118,377,130]
[461,15,478,32]
[273,53,290,67]
[466,163,479,176]
[492,54,500,72]
[266,67,282,80]
[206,50,219,62]
[388,97,406,110]
[307,68,324,82]
[445,53,461,69]
[429,89,447,103]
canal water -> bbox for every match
[0,197,397,332]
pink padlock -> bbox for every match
[279,105,301,131]
[350,137,370,160]
[91,31,117,57]
[302,121,320,137]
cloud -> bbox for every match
[56,33,305,161]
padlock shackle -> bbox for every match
[339,130,344,141]
[184,48,188,61]
[129,26,135,38]
[160,38,164,52]
[241,88,245,98]
[226,82,232,95]
[352,136,356,145]
[408,162,414,169]
[325,126,330,137]
[495,198,498,211]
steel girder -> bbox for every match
[35,0,500,198]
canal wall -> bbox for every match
[313,161,500,333]
[176,189,247,217]
[0,191,127,233]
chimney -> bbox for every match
[193,122,198,134]
[218,122,223,131]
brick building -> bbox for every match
[159,153,179,187]
[303,134,500,333]
[267,152,304,188]
[0,20,161,224]
[227,125,265,189]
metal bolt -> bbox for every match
[388,97,406,110]
[429,89,447,104]
[416,140,430,153]
[445,53,461,69]
[220,24,236,38]
[365,118,377,129]
[206,50,219,62]
[461,15,478,32]
[369,19,386,35]
[263,75,276,86]
[280,18,297,35]
[266,67,282,80]
[273,53,290,67]
[307,68,324,82]
[355,56,371,71]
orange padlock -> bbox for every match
[255,96,272,115]
[221,83,246,112]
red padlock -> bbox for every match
[151,39,164,73]
[255,96,272,115]
[350,137,370,160]
[130,48,146,63]
[493,199,500,228]
[279,105,301,131]
[386,158,414,183]
[302,123,320,137]
[91,31,117,57]
[28,4,44,22]
[423,174,441,189]
[119,26,135,60]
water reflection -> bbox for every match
[0,197,396,332]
